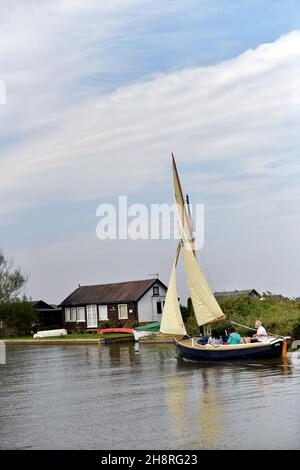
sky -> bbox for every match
[0,0,300,303]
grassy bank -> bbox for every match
[0,333,133,340]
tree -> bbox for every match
[0,297,36,336]
[0,250,35,336]
[0,250,27,304]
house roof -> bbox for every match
[31,300,55,310]
[60,278,167,306]
[214,289,260,299]
[31,300,62,311]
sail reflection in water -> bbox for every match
[165,365,225,449]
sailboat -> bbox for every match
[160,155,289,361]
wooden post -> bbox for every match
[282,339,288,357]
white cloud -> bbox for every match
[1,30,300,218]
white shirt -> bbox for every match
[208,337,222,346]
[256,326,268,342]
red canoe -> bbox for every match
[98,328,134,335]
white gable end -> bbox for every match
[137,283,167,323]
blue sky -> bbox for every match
[0,0,300,302]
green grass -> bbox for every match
[0,333,133,340]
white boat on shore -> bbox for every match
[133,330,155,342]
[133,322,161,342]
[33,329,67,339]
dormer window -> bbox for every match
[153,286,159,296]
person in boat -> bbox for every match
[207,329,223,346]
[250,320,268,343]
[227,327,241,345]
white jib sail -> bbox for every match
[160,245,187,336]
[182,232,225,327]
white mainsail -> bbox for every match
[160,155,225,335]
[181,231,225,327]
[160,244,187,336]
[172,154,194,251]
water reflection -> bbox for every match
[165,368,226,449]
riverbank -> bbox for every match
[0,333,175,345]
[0,333,134,345]
[139,333,175,343]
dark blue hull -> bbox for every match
[175,339,284,361]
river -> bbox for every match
[0,343,299,450]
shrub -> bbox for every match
[184,314,199,336]
[292,316,300,339]
[0,298,37,336]
[123,320,139,329]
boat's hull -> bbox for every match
[33,329,67,339]
[98,328,134,335]
[175,337,284,361]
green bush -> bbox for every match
[98,320,111,329]
[184,314,199,336]
[123,320,139,329]
[291,315,300,339]
[180,304,190,321]
[0,298,37,336]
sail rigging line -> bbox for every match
[229,321,284,339]
[230,321,256,332]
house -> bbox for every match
[31,300,62,330]
[60,278,167,331]
[261,292,290,302]
[214,289,260,302]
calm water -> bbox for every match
[0,343,300,450]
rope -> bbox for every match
[229,320,283,339]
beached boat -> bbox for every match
[98,328,134,335]
[160,155,289,361]
[133,322,160,341]
[33,328,67,339]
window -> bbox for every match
[71,307,77,322]
[118,304,128,320]
[86,305,98,328]
[65,308,71,322]
[156,301,162,315]
[65,307,86,322]
[153,286,159,296]
[99,305,108,321]
[77,307,85,322]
